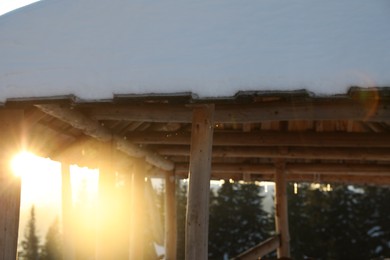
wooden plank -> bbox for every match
[233,235,280,260]
[165,171,177,260]
[126,131,390,148]
[0,109,23,260]
[96,143,122,260]
[288,163,390,175]
[153,146,390,161]
[36,104,174,171]
[129,160,146,260]
[274,160,290,258]
[171,171,390,186]
[174,163,390,176]
[61,163,75,260]
[86,99,390,123]
[186,105,215,260]
[0,176,21,260]
[200,173,390,185]
[145,179,164,245]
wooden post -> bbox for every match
[129,160,146,260]
[165,171,177,260]
[0,175,21,260]
[0,110,23,260]
[185,104,215,260]
[61,163,75,260]
[96,143,116,260]
[274,160,290,258]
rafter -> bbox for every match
[152,145,390,161]
[36,104,174,171]
[84,98,390,123]
[174,162,390,176]
[125,131,390,147]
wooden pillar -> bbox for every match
[129,160,146,260]
[165,171,177,260]
[61,163,75,260]
[96,143,116,260]
[0,175,21,260]
[274,160,290,258]
[185,104,215,260]
[0,110,23,260]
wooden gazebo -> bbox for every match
[1,0,390,259]
[1,87,389,259]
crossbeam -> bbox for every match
[174,163,390,176]
[233,235,280,260]
[36,104,174,171]
[152,145,390,161]
[125,131,390,148]
[85,99,390,123]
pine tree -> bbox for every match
[208,181,273,259]
[288,183,390,259]
[40,217,62,260]
[20,205,41,260]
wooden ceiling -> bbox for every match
[5,87,390,185]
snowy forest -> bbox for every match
[19,182,390,260]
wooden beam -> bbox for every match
[174,163,390,176]
[165,171,177,260]
[0,176,21,260]
[126,131,390,148]
[86,99,390,123]
[0,109,23,260]
[171,171,390,186]
[61,163,75,260]
[95,143,131,260]
[233,235,280,260]
[153,145,390,161]
[274,160,290,258]
[129,160,146,260]
[36,104,174,171]
[288,163,390,175]
[145,179,164,245]
[186,105,215,260]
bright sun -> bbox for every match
[11,151,62,207]
[11,151,99,246]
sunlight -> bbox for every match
[11,151,38,177]
[11,151,62,207]
[70,165,99,205]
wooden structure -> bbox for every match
[0,87,389,259]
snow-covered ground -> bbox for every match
[0,0,389,101]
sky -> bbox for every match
[0,0,39,16]
[0,0,389,101]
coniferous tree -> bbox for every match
[40,217,62,260]
[20,205,41,260]
[288,183,390,259]
[208,181,273,259]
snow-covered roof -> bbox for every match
[0,0,390,101]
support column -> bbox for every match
[61,163,75,260]
[185,104,215,260]
[129,160,146,260]
[96,143,117,260]
[0,174,21,260]
[0,110,23,260]
[165,171,177,260]
[274,160,290,258]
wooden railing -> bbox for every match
[232,235,280,260]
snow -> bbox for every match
[0,0,390,101]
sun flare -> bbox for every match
[11,151,62,207]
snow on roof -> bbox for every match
[0,0,390,101]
